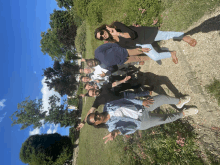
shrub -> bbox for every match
[87,0,104,25]
[75,21,87,54]
[73,0,92,19]
[206,78,220,105]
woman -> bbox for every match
[94,22,197,64]
[87,95,198,144]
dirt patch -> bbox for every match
[140,7,220,163]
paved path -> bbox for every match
[140,7,220,162]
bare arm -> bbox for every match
[112,76,131,88]
[103,130,121,144]
[76,107,96,131]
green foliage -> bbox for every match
[68,98,79,107]
[75,21,87,54]
[10,97,46,130]
[65,50,80,61]
[40,29,67,61]
[87,0,104,25]
[55,0,74,10]
[73,0,92,19]
[10,95,78,130]
[19,133,73,165]
[206,78,220,106]
[121,0,162,26]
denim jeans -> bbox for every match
[136,31,184,61]
[122,91,150,99]
[139,95,183,130]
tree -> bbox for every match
[10,97,46,130]
[46,95,79,127]
[67,97,79,107]
[55,0,74,10]
[40,29,67,61]
[43,61,79,96]
[19,133,73,165]
[49,10,77,50]
[10,95,79,130]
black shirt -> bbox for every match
[92,83,123,109]
[113,22,158,49]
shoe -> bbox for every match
[176,96,191,109]
[183,108,198,117]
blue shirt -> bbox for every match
[104,98,144,135]
[95,43,129,74]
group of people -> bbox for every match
[76,21,198,144]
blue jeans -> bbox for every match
[123,91,150,99]
[136,31,184,61]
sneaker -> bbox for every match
[176,96,191,109]
[183,108,198,117]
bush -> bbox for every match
[206,78,220,105]
[87,0,104,25]
[75,21,87,54]
[73,0,92,19]
[121,0,162,26]
[68,98,79,107]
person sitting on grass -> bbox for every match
[86,95,198,144]
[76,76,151,131]
[94,21,197,64]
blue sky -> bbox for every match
[0,1,71,164]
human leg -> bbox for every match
[124,55,151,64]
[123,91,150,99]
[154,31,184,41]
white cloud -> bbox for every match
[29,127,41,136]
[47,124,58,134]
[0,99,6,110]
[0,112,6,123]
[41,77,61,115]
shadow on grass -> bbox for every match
[185,14,220,36]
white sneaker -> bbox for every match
[176,96,191,109]
[183,108,198,117]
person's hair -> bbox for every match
[85,59,99,68]
[87,112,108,129]
[94,22,117,43]
[80,76,87,82]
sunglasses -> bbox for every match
[99,31,104,40]
[94,111,100,121]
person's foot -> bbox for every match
[176,96,191,109]
[182,36,197,47]
[171,51,178,64]
[182,108,198,117]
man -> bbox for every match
[94,43,150,74]
[86,95,198,144]
[79,82,99,98]
[76,76,151,130]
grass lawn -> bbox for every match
[74,0,220,164]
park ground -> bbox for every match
[72,1,220,164]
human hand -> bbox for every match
[99,71,106,77]
[76,122,85,131]
[103,132,118,144]
[81,58,86,62]
[142,97,154,107]
[95,80,100,83]
[141,48,151,53]
[123,76,131,83]
[79,94,85,97]
[106,26,119,36]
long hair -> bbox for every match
[94,23,117,43]
[87,112,109,129]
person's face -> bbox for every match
[79,69,84,73]
[88,89,99,97]
[85,84,94,90]
[87,60,99,68]
[82,77,90,82]
[96,30,109,40]
[89,111,106,125]
[84,68,91,74]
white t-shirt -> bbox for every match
[109,107,142,119]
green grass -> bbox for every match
[160,0,220,31]
[206,78,220,106]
